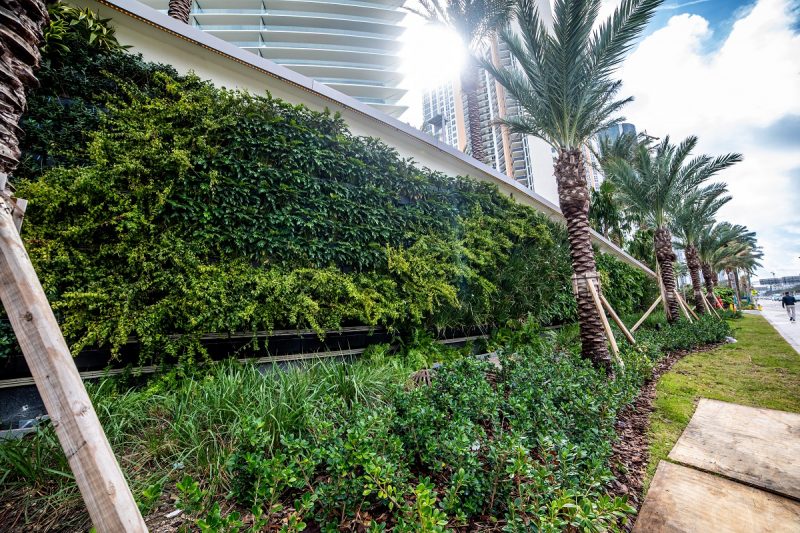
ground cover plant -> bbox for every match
[0,6,653,368]
[0,315,731,531]
[646,314,800,488]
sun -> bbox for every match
[400,18,467,92]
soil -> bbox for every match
[608,342,722,531]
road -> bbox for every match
[757,299,800,355]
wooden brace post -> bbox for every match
[12,197,26,232]
[631,295,662,332]
[703,292,721,319]
[0,191,147,531]
[655,263,671,318]
[675,290,699,321]
[598,291,636,345]
[583,276,624,368]
[682,292,699,320]
[674,290,693,322]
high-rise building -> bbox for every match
[421,36,557,200]
[597,122,637,143]
[140,0,408,117]
[419,0,567,202]
[422,81,459,146]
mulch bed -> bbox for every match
[608,342,722,530]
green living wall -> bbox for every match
[4,17,653,362]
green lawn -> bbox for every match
[646,314,800,489]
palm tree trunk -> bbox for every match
[654,226,680,322]
[460,60,486,163]
[0,0,49,174]
[168,0,192,23]
[685,244,705,314]
[554,149,611,371]
[701,261,716,307]
[734,268,743,307]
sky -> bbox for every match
[398,0,800,281]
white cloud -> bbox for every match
[619,0,800,276]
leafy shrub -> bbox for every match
[714,287,735,307]
[0,315,731,530]
[0,320,21,362]
[637,315,731,352]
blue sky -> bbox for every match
[617,0,800,280]
[651,0,754,33]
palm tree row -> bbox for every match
[600,135,744,321]
[417,0,759,366]
[595,132,762,318]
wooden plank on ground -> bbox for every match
[669,399,800,501]
[634,462,800,533]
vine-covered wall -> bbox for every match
[1,16,654,363]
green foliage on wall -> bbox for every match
[4,18,653,363]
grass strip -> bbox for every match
[646,314,800,489]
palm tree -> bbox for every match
[589,181,628,245]
[626,227,655,270]
[672,186,731,313]
[605,136,741,322]
[723,246,763,305]
[409,0,514,163]
[168,0,192,23]
[479,0,662,369]
[697,222,761,308]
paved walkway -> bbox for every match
[758,299,800,354]
[635,399,800,532]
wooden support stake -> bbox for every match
[700,290,713,316]
[676,290,699,320]
[703,292,721,319]
[710,298,721,319]
[674,290,693,322]
[655,263,671,317]
[599,292,636,345]
[632,295,662,332]
[684,293,700,320]
[585,278,623,368]
[0,197,147,532]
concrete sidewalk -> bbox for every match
[758,299,800,354]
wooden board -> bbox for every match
[634,462,800,532]
[669,399,800,500]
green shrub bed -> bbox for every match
[0,9,653,364]
[0,316,731,531]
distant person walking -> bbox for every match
[782,292,796,322]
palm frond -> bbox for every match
[588,0,662,77]
[483,0,664,148]
[603,135,740,231]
